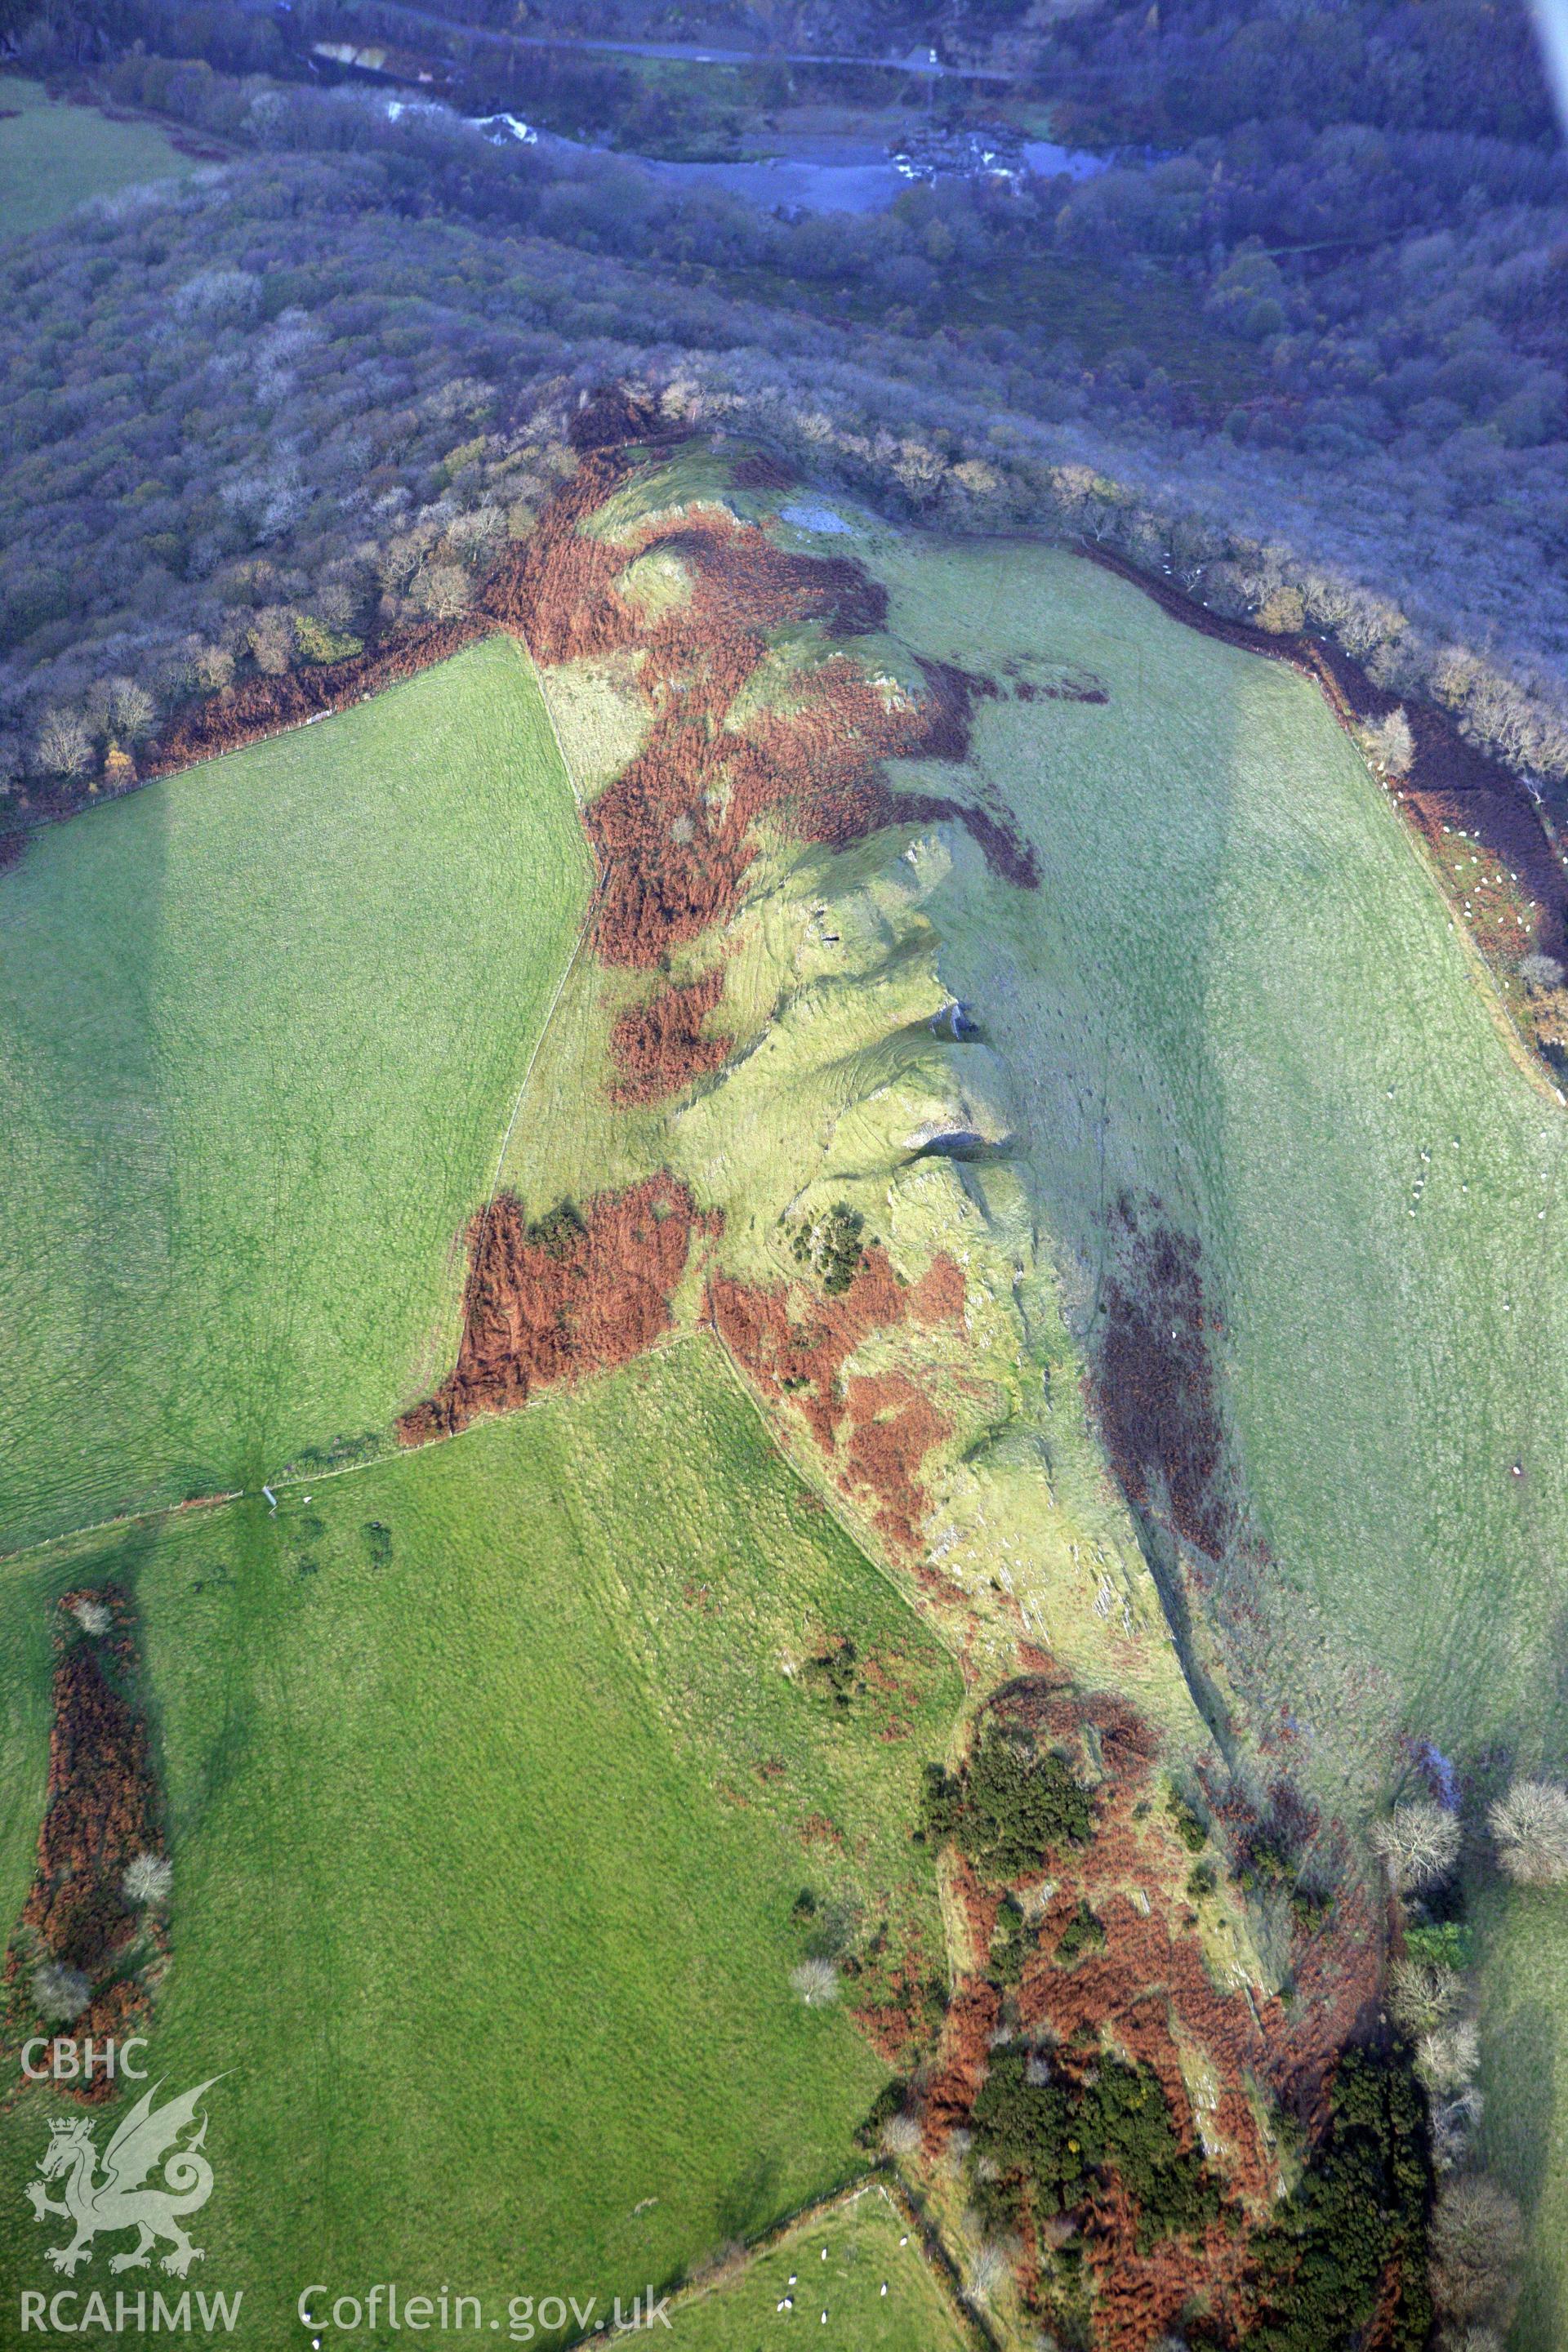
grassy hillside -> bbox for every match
[858,529,1568,1797]
[0,75,197,242]
[846,525,1568,2340]
[7,440,1562,2338]
[0,635,590,1553]
[0,1339,960,2334]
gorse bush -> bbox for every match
[791,1203,866,1296]
[1404,1919,1473,1972]
[1165,1788,1209,1854]
[920,1725,1093,1880]
[1249,2049,1432,2352]
[970,2047,1219,2255]
[524,1200,586,1260]
[1053,1900,1106,1967]
[803,1636,866,1710]
[987,1896,1031,1985]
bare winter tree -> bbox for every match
[1430,2084,1485,2175]
[123,1852,173,1906]
[1417,2019,1481,2094]
[880,2114,923,2158]
[34,709,93,779]
[1359,707,1415,775]
[964,2241,1010,2308]
[1489,1778,1568,1885]
[194,644,237,695]
[33,1961,91,2022]
[789,1958,840,2007]
[1388,1957,1463,2035]
[1371,1801,1462,1892]
[414,564,474,622]
[247,607,296,677]
[1429,2176,1525,2330]
[107,677,157,743]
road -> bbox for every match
[332,2,1022,83]
[503,29,1019,81]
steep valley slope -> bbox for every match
[383,424,1564,2346]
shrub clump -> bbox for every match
[988,1895,1032,1985]
[1166,1788,1209,1853]
[1054,1900,1107,1967]
[920,1725,1093,1882]
[1248,2049,1432,2351]
[524,1199,587,1259]
[853,2075,910,2150]
[970,2047,1220,2256]
[791,1203,866,1295]
[1404,1919,1473,1972]
[802,1635,866,1709]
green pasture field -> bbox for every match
[0,1339,959,2335]
[850,528,1568,2341]
[0,76,197,243]
[0,635,590,1555]
[1471,1875,1568,2352]
[661,2186,972,2350]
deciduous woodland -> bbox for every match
[5,0,1568,854]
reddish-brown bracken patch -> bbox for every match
[850,1947,935,2068]
[400,1175,715,1441]
[482,451,1036,996]
[1401,789,1554,964]
[910,1251,967,1325]
[845,1374,951,1555]
[102,444,1040,1113]
[23,1603,156,1972]
[709,1247,961,1555]
[924,1676,1383,2349]
[1093,1195,1234,1561]
[729,452,798,492]
[608,967,733,1105]
[924,1969,1004,2145]
[3,1591,165,2105]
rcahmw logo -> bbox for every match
[20,2076,242,2334]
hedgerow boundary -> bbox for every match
[566,2172,995,2352]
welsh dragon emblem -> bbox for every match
[25,2078,219,2277]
